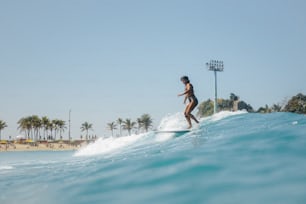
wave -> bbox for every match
[157,112,189,131]
[74,133,146,157]
[208,110,248,121]
[74,111,247,157]
[2,112,306,204]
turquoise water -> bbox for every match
[1,111,306,204]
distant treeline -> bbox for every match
[0,114,153,141]
[106,114,153,137]
[1,94,305,141]
[197,93,306,117]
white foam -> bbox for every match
[155,112,196,142]
[155,133,174,142]
[157,111,246,130]
[75,113,189,157]
[74,111,247,157]
[74,134,144,157]
[157,112,189,131]
[209,110,247,122]
[0,165,14,170]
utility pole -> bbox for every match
[68,109,71,141]
[206,60,224,114]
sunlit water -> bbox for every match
[1,111,306,204]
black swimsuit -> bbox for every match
[188,95,198,104]
[187,83,198,105]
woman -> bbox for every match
[178,76,199,129]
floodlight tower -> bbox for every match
[206,60,224,114]
[68,109,71,141]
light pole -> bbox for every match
[68,109,71,141]
[206,60,224,114]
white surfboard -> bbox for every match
[155,130,190,134]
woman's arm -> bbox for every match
[178,84,191,97]
[183,95,188,104]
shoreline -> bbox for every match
[0,141,88,152]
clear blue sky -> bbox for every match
[1,0,306,138]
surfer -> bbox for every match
[178,76,199,129]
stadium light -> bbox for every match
[206,60,224,114]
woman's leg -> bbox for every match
[184,104,192,128]
[186,102,199,124]
[189,103,199,123]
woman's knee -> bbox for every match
[184,112,191,118]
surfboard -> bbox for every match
[155,130,190,134]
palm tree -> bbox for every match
[51,119,66,140]
[123,119,136,136]
[41,116,50,139]
[17,117,26,137]
[52,119,59,140]
[136,118,142,134]
[48,121,54,140]
[81,122,93,140]
[57,120,66,140]
[0,120,8,140]
[107,122,117,137]
[17,115,66,141]
[117,118,123,136]
[31,115,41,141]
[140,114,153,132]
[18,115,40,140]
[27,116,35,139]
[17,117,32,139]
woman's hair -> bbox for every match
[180,76,190,83]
